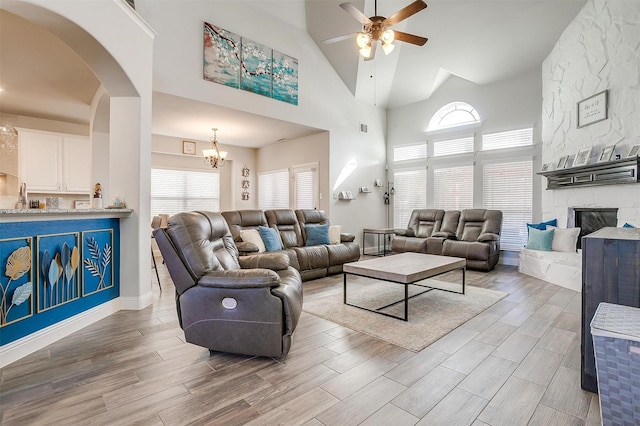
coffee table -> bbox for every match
[343,252,466,321]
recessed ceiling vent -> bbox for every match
[360,123,368,133]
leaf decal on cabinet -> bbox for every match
[5,246,31,280]
[11,282,32,306]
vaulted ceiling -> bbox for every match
[0,1,587,147]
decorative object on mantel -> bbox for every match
[203,128,227,169]
[203,22,298,105]
[597,144,616,163]
[241,165,250,200]
[182,140,196,155]
[628,144,640,158]
[577,90,607,128]
[573,146,593,167]
[541,163,550,172]
[92,183,103,209]
[557,155,570,169]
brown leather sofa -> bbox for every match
[222,209,360,281]
[392,208,503,271]
[153,211,303,358]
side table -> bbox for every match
[362,228,395,256]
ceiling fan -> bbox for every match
[327,0,428,61]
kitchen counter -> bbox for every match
[0,208,133,223]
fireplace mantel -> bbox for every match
[538,157,639,190]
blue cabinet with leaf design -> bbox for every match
[0,218,120,346]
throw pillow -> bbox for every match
[240,229,266,253]
[525,227,554,251]
[527,218,558,233]
[547,226,580,252]
[258,226,283,252]
[305,224,331,246]
[623,222,636,228]
[329,225,341,244]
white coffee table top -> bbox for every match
[344,252,466,284]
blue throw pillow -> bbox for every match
[525,227,555,251]
[258,226,283,251]
[527,218,558,234]
[623,222,636,228]
[305,224,331,246]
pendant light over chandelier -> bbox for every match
[203,128,227,169]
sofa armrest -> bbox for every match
[340,233,356,243]
[239,252,290,271]
[394,229,415,237]
[432,231,456,239]
[198,269,280,289]
[270,269,303,335]
[478,233,500,242]
[236,241,260,254]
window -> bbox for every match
[394,143,427,162]
[150,168,220,221]
[433,165,473,210]
[483,160,533,250]
[393,168,427,228]
[428,102,480,131]
[258,169,289,210]
[293,164,318,209]
[433,136,474,157]
[482,128,533,151]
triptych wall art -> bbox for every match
[203,22,299,106]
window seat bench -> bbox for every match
[518,248,582,292]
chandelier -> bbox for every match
[0,123,18,152]
[203,128,227,168]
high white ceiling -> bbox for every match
[0,0,587,147]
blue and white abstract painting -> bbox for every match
[272,51,299,105]
[203,22,241,88]
[240,38,273,98]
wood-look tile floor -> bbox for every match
[1,258,603,425]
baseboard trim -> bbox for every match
[120,291,154,310]
[0,299,121,368]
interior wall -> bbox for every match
[135,0,387,236]
[541,0,640,227]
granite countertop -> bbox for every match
[0,208,133,214]
[0,208,134,221]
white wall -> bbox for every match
[136,0,387,236]
[541,0,640,227]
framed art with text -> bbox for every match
[577,90,608,128]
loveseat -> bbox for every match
[392,209,503,271]
[221,209,360,281]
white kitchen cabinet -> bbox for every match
[19,130,91,194]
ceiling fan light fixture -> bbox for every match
[381,29,395,44]
[356,32,371,49]
[382,42,395,55]
[359,44,372,58]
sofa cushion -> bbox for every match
[527,218,557,233]
[240,229,266,253]
[293,245,329,270]
[329,225,341,244]
[305,224,331,246]
[265,209,304,248]
[547,226,580,252]
[525,227,554,251]
[258,226,283,252]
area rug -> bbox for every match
[302,279,507,352]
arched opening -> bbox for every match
[427,101,480,131]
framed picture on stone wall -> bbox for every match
[628,144,640,158]
[597,144,616,163]
[573,146,592,167]
[557,155,569,169]
[577,90,608,128]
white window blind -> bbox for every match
[393,168,427,228]
[393,143,427,162]
[433,136,474,157]
[259,169,289,210]
[293,166,317,210]
[482,128,533,151]
[150,168,220,222]
[434,165,473,210]
[483,160,533,250]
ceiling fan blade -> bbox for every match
[340,2,372,25]
[364,39,378,61]
[322,33,356,44]
[384,0,427,26]
[394,30,428,46]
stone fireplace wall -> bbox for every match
[541,0,640,227]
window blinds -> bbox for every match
[259,169,289,210]
[433,136,474,157]
[150,168,220,221]
[482,128,533,151]
[483,160,533,250]
[294,168,316,209]
[393,168,427,228]
[433,165,474,210]
[393,143,427,162]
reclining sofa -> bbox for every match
[153,211,303,358]
[221,209,360,281]
[392,209,503,271]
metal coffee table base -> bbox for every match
[343,267,465,322]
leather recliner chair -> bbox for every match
[153,211,303,359]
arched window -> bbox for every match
[428,102,480,131]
